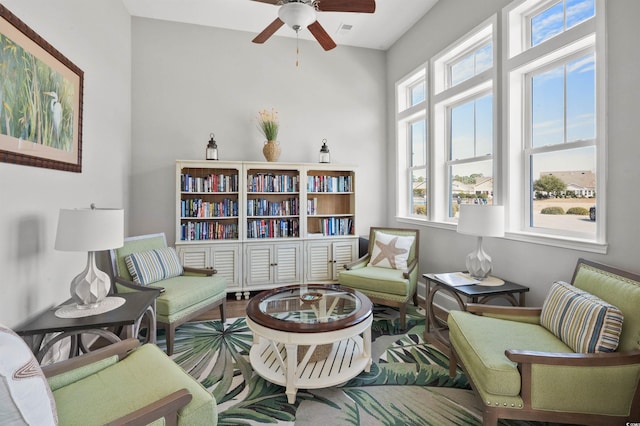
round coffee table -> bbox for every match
[246,284,373,403]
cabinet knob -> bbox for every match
[270,263,278,266]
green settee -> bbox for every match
[448,258,640,425]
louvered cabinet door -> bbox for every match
[273,242,302,284]
[304,239,357,283]
[332,240,357,279]
[177,245,209,268]
[305,241,333,282]
[244,244,273,290]
[211,243,242,299]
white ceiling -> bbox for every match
[120,0,439,50]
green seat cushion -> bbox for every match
[448,310,573,397]
[339,266,409,297]
[53,343,217,425]
[156,275,227,317]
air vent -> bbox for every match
[337,23,353,36]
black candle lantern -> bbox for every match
[319,139,330,163]
[206,133,218,161]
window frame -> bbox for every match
[503,0,606,252]
[396,65,428,220]
[432,16,497,223]
[394,0,606,254]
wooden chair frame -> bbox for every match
[42,339,192,426]
[449,258,640,426]
[342,227,419,329]
[109,233,226,355]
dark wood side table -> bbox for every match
[13,290,159,363]
[423,273,529,355]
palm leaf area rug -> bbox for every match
[155,306,558,426]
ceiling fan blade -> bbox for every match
[252,18,285,44]
[316,0,376,13]
[250,0,281,5]
[307,21,337,51]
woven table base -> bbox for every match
[298,343,334,363]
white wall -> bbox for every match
[387,0,640,305]
[0,0,132,326]
[129,18,387,244]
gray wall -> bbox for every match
[0,0,132,326]
[387,0,640,306]
[2,0,638,327]
[129,18,387,245]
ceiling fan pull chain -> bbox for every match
[296,31,300,67]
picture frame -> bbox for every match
[0,4,83,172]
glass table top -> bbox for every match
[246,284,372,332]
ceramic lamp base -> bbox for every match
[70,251,111,309]
[465,236,492,280]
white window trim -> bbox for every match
[397,0,607,255]
[396,64,428,220]
[502,0,607,253]
[432,15,497,224]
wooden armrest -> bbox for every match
[344,255,370,270]
[402,258,418,279]
[42,339,140,378]
[114,277,166,294]
[466,304,542,316]
[106,388,192,426]
[183,266,216,275]
[506,348,640,367]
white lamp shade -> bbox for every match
[457,205,505,238]
[55,207,124,252]
[278,2,316,30]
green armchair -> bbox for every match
[110,233,226,355]
[0,322,216,426]
[338,227,419,329]
[448,258,640,425]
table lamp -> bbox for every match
[55,204,124,309]
[457,204,504,280]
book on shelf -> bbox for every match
[433,272,480,286]
[307,175,352,193]
[181,173,238,193]
[181,198,238,218]
[246,218,299,239]
[247,197,299,216]
[181,221,238,241]
[247,173,299,193]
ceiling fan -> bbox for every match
[251,0,376,51]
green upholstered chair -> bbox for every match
[44,338,217,425]
[110,233,226,355]
[339,227,419,329]
[0,323,216,426]
[448,258,640,425]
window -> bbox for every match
[397,67,427,218]
[530,0,595,47]
[505,0,603,246]
[395,0,604,251]
[433,18,496,221]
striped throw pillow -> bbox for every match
[125,247,184,285]
[540,281,623,353]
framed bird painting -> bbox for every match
[0,3,83,172]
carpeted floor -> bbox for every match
[154,305,558,426]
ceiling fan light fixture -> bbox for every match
[278,2,316,32]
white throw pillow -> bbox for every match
[367,231,414,270]
[0,324,57,425]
